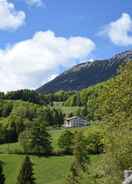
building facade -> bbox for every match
[123,170,132,184]
[63,116,87,128]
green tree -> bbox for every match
[66,131,89,184]
[76,92,81,106]
[86,126,104,154]
[73,131,89,171]
[19,129,32,154]
[30,118,52,156]
[19,118,52,155]
[17,156,36,184]
[80,105,88,117]
[58,130,74,154]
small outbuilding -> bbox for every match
[63,116,87,128]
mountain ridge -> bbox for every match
[37,50,132,93]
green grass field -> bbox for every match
[0,126,101,184]
[0,154,73,184]
[0,154,101,184]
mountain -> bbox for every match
[37,50,132,93]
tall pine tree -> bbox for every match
[30,118,52,156]
[66,131,89,184]
[17,156,36,184]
[0,162,5,184]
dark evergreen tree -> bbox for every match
[81,104,88,117]
[58,130,74,154]
[0,162,5,184]
[5,89,43,105]
[30,117,52,156]
[73,131,89,172]
[76,92,81,106]
[17,156,36,184]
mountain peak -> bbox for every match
[37,50,132,93]
[112,50,132,60]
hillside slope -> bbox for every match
[37,50,132,93]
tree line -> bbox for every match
[0,101,64,144]
[0,89,75,105]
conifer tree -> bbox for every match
[66,131,89,184]
[76,92,81,106]
[58,130,74,154]
[74,131,89,171]
[17,156,36,184]
[19,118,52,155]
[30,118,52,156]
[0,162,5,184]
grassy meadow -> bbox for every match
[0,153,100,184]
[0,154,73,184]
[0,128,74,184]
[0,126,101,184]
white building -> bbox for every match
[123,170,132,184]
[63,116,87,128]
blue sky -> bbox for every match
[0,0,132,91]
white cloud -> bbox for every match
[25,0,43,7]
[101,13,132,46]
[0,30,95,91]
[0,0,25,30]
